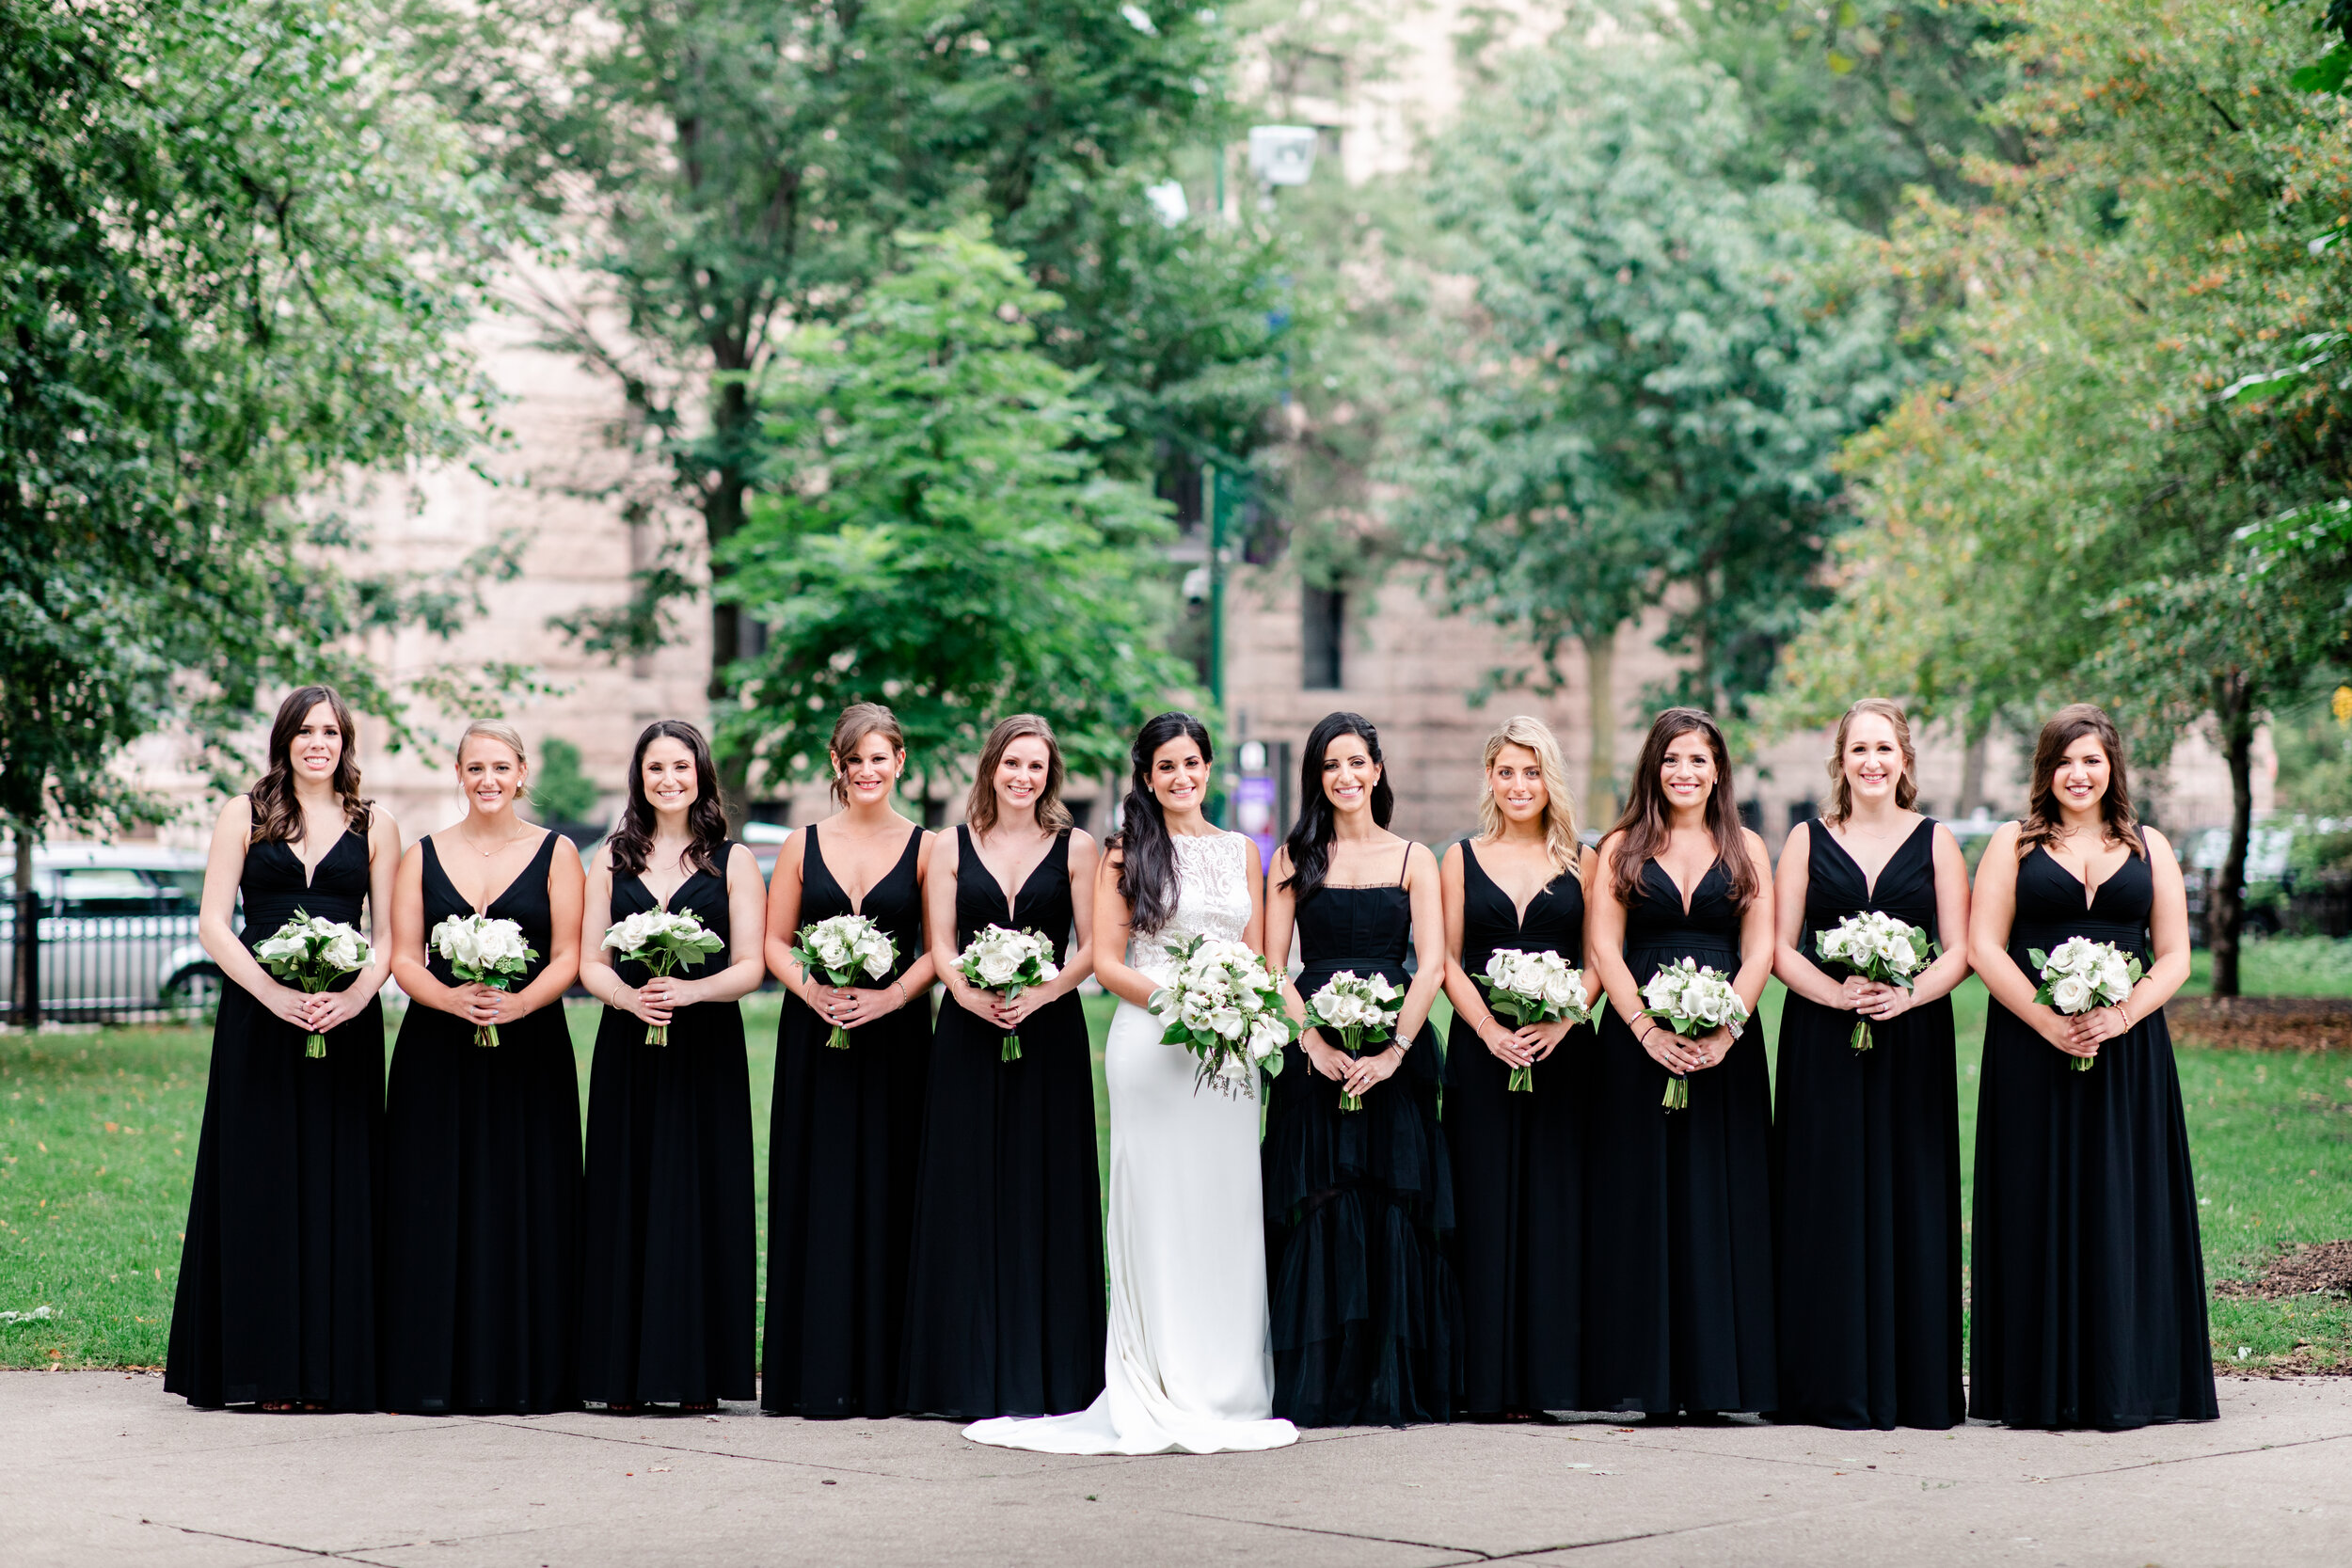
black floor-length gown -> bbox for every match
[1772,820,1963,1430]
[899,827,1105,1418]
[1970,845,2217,1430]
[578,851,755,1407]
[1263,846,1461,1426]
[1582,859,1776,1416]
[1443,843,1589,1418]
[167,830,383,1410]
[380,832,584,1415]
[762,823,932,1418]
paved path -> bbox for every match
[8,1371,2348,1567]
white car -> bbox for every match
[1,845,222,1021]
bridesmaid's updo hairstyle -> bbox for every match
[828,702,906,807]
[2018,703,2145,861]
[248,685,372,845]
[1281,711,1395,903]
[1605,707,1758,911]
[1115,711,1214,936]
[1476,715,1579,875]
[965,714,1072,836]
[1823,698,1918,826]
[607,720,728,879]
[456,718,531,799]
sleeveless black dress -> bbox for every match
[1582,859,1776,1415]
[762,823,931,1418]
[1263,847,1461,1426]
[579,849,755,1407]
[167,829,383,1410]
[380,832,584,1415]
[899,827,1105,1419]
[1444,842,1589,1417]
[1970,845,2217,1429]
[1772,820,1963,1430]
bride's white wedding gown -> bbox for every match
[963,831,1297,1455]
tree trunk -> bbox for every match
[704,389,754,837]
[13,826,38,1030]
[1958,716,1990,820]
[1584,628,1618,827]
[2208,673,2255,1000]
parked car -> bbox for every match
[0,845,222,1022]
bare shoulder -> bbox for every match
[930,826,961,870]
[1739,826,1772,867]
[1405,839,1441,879]
[367,808,402,854]
[1066,827,1098,860]
[2140,825,2177,863]
[1986,820,2025,854]
[1783,819,1813,857]
[217,794,255,830]
[1439,839,1465,873]
[724,841,761,879]
[1241,833,1264,880]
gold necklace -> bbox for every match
[458,823,530,859]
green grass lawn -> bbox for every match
[7,937,2349,1373]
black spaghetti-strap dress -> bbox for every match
[1444,841,1590,1417]
[899,827,1105,1419]
[1582,859,1776,1416]
[762,823,932,1418]
[1970,845,2217,1429]
[167,829,383,1410]
[579,849,755,1407]
[1263,846,1461,1426]
[1772,820,1963,1430]
[380,832,584,1415]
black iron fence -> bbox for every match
[2,903,227,1027]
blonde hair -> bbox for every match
[1475,715,1579,874]
[1823,698,1917,824]
[456,718,530,799]
[829,703,906,806]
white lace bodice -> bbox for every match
[1127,831,1255,986]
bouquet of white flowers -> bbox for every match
[1641,957,1749,1111]
[1814,911,1937,1053]
[1148,934,1295,1099]
[791,913,898,1049]
[252,909,372,1058]
[1478,948,1597,1093]
[2029,935,2142,1072]
[428,913,538,1048]
[956,925,1061,1061]
[600,908,727,1045]
[1305,970,1404,1112]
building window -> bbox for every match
[1788,799,1817,832]
[1302,586,1344,690]
[1738,800,1763,833]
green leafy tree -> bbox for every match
[719,224,1198,800]
[527,738,604,826]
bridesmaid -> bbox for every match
[167,686,401,1411]
[1438,716,1597,1420]
[1771,699,1971,1430]
[900,716,1105,1419]
[577,721,766,1413]
[1263,712,1460,1426]
[380,720,586,1415]
[1968,704,2216,1429]
[761,702,936,1418]
[1583,707,1776,1418]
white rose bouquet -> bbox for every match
[2029,936,2142,1071]
[1478,948,1597,1093]
[428,913,537,1048]
[1814,911,1938,1053]
[252,909,373,1059]
[956,925,1061,1062]
[1641,957,1750,1111]
[600,908,728,1045]
[791,913,898,1049]
[1148,934,1295,1099]
[1305,970,1404,1112]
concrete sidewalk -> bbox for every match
[7,1371,2347,1567]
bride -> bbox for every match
[964,713,1297,1454]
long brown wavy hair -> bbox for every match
[607,720,729,879]
[2017,704,2145,861]
[1605,707,1757,911]
[247,686,371,846]
[1823,698,1919,825]
[964,714,1073,837]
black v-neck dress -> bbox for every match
[1772,819,1963,1430]
[1444,841,1590,1417]
[579,848,755,1407]
[1970,845,2217,1429]
[1581,858,1776,1416]
[380,832,584,1415]
[762,822,932,1418]
[167,828,384,1410]
[1263,847,1461,1427]
[899,826,1105,1419]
